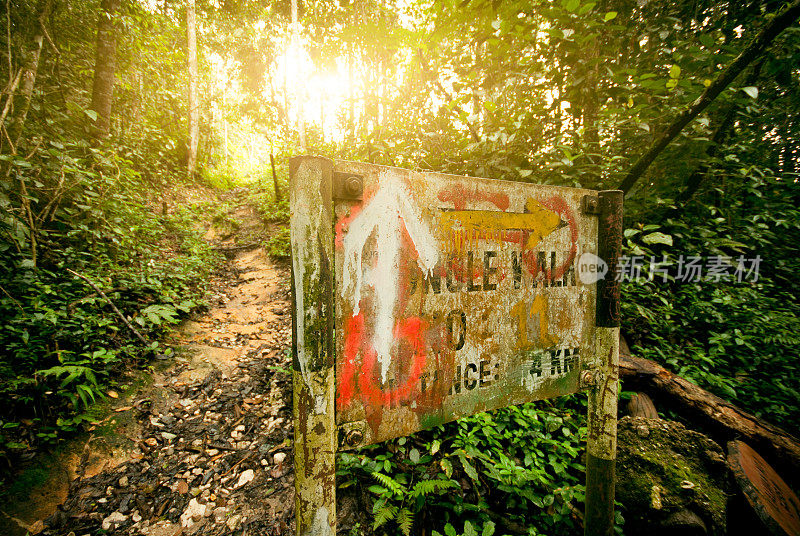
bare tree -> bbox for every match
[5,0,53,149]
[186,0,199,178]
[89,0,120,139]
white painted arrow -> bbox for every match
[342,171,438,382]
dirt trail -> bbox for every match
[7,191,297,536]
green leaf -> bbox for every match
[669,64,681,79]
[397,508,414,536]
[563,0,580,13]
[409,447,420,463]
[458,452,479,482]
[642,232,673,246]
[84,109,98,121]
[742,86,758,99]
[464,521,478,536]
[440,457,453,478]
[604,11,617,21]
[482,521,496,536]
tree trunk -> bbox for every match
[348,37,354,147]
[6,0,52,149]
[291,0,305,151]
[626,392,659,419]
[270,152,280,202]
[582,6,601,168]
[619,344,800,482]
[472,40,482,127]
[186,0,199,178]
[89,0,119,139]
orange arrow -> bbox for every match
[439,198,565,251]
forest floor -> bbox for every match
[1,189,298,536]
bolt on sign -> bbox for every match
[290,156,622,536]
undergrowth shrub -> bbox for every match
[253,192,290,223]
[337,396,601,536]
[251,182,291,259]
[265,226,291,259]
[621,172,800,435]
[0,143,219,468]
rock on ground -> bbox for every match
[616,416,731,536]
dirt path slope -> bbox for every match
[38,191,296,536]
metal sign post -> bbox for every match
[290,157,336,535]
[290,156,621,536]
[585,191,623,536]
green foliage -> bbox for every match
[201,165,237,190]
[0,123,218,468]
[251,166,290,224]
[265,226,291,259]
[313,0,800,452]
[0,0,234,470]
[337,397,591,535]
[621,170,800,434]
[257,197,290,224]
[2,1,800,535]
[433,520,495,536]
[0,160,219,455]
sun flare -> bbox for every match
[275,40,354,144]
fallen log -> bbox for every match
[626,392,659,420]
[618,340,800,484]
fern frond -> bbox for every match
[372,471,404,496]
[410,478,457,498]
[373,503,398,529]
[396,507,414,536]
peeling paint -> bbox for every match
[587,326,619,461]
[306,506,333,536]
[290,158,329,392]
[439,197,563,252]
[291,158,621,536]
[293,368,336,535]
[290,157,337,536]
[341,171,438,381]
[333,161,600,445]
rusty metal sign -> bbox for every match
[291,156,621,536]
[728,440,800,536]
[332,160,600,447]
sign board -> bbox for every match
[290,156,622,536]
[728,440,800,536]
[333,161,599,447]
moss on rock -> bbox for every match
[617,416,730,535]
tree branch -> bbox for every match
[617,0,800,195]
[66,268,149,346]
[416,49,481,143]
[662,60,765,221]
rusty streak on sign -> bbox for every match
[332,161,599,447]
[292,157,621,536]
